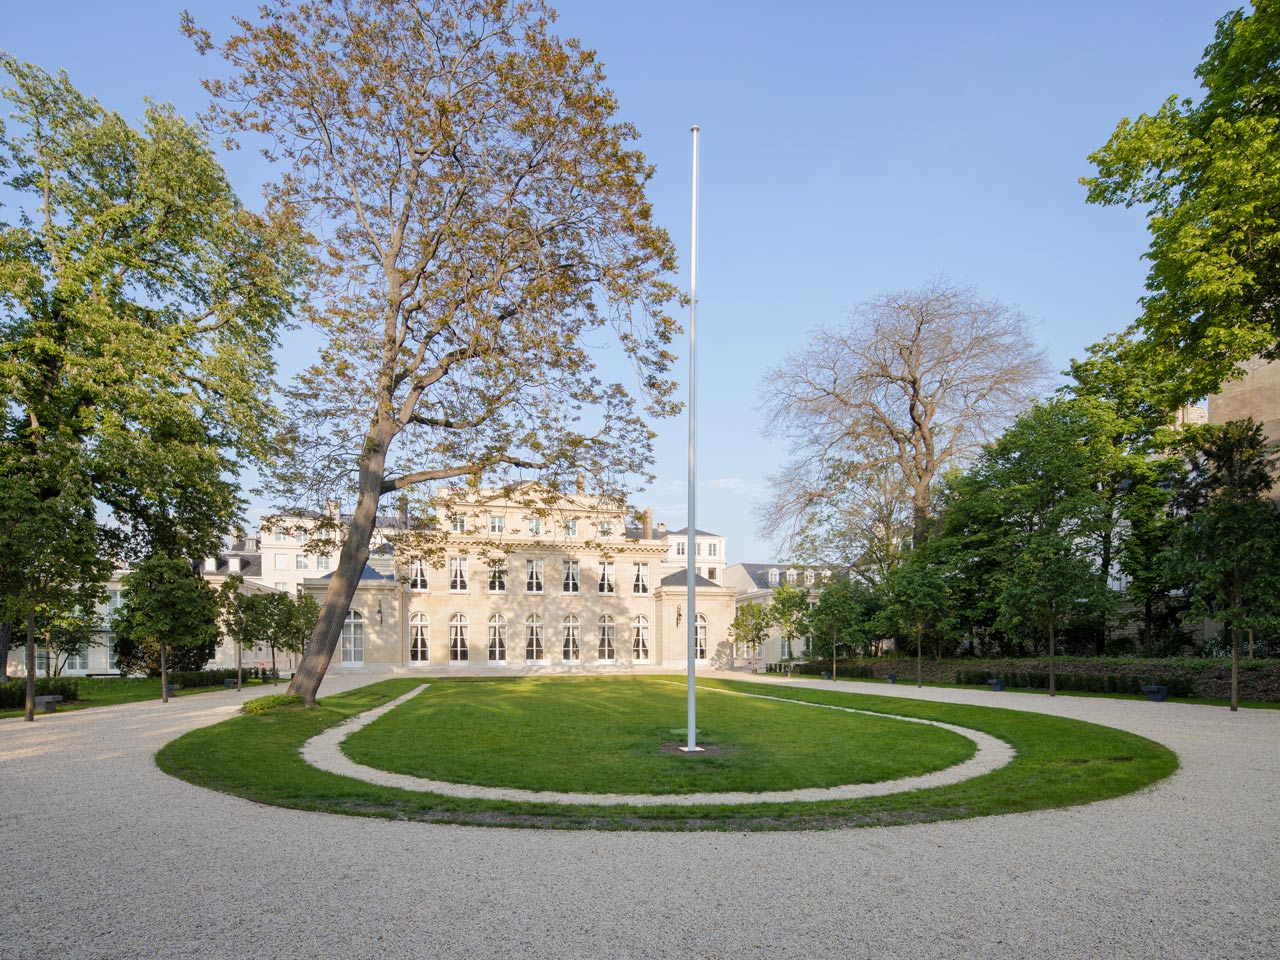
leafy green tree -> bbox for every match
[805,575,879,675]
[728,603,772,664]
[234,591,309,685]
[769,581,812,666]
[1171,419,1280,710]
[1083,3,1280,403]
[111,555,219,698]
[880,548,955,687]
[185,0,681,705]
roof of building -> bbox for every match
[659,569,722,589]
[733,562,826,591]
[315,563,397,583]
[655,526,721,539]
[211,554,264,579]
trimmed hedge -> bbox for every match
[242,693,303,715]
[0,677,81,709]
[167,668,278,688]
[792,656,1280,702]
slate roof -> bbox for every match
[211,553,264,579]
[315,563,397,583]
[654,526,721,539]
[735,562,824,591]
[659,569,722,589]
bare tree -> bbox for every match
[186,0,680,704]
[761,278,1048,555]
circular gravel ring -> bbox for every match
[301,682,1016,807]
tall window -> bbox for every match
[708,543,718,557]
[598,562,615,594]
[317,555,331,571]
[341,610,364,664]
[106,638,120,671]
[527,516,542,536]
[295,554,309,570]
[409,560,429,591]
[487,614,506,664]
[563,519,578,537]
[488,559,507,592]
[409,612,429,663]
[707,567,717,581]
[675,541,685,556]
[632,563,649,595]
[598,616,616,662]
[275,554,288,570]
[449,557,468,592]
[562,559,580,593]
[695,614,707,661]
[632,616,650,662]
[450,514,466,533]
[489,515,504,534]
[526,559,544,593]
[562,615,580,663]
[525,614,544,662]
[449,614,469,662]
[696,542,702,556]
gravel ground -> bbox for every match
[304,681,1014,805]
[1,672,1277,960]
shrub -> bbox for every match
[242,693,304,715]
[0,677,81,709]
[168,668,242,689]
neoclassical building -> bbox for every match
[299,488,739,675]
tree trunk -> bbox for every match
[1048,611,1056,698]
[271,644,277,684]
[1143,598,1154,657]
[287,424,390,705]
[236,639,242,691]
[24,610,36,722]
[1231,625,1239,713]
[916,621,923,688]
[160,638,168,703]
[0,620,11,677]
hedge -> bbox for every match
[0,677,81,709]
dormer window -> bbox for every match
[768,569,779,586]
[805,570,815,586]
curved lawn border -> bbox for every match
[156,677,1179,831]
[303,683,1014,806]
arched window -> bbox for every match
[525,614,544,662]
[341,610,364,664]
[409,612,429,663]
[598,615,616,663]
[632,615,650,663]
[449,614,468,662]
[487,614,506,664]
[562,615,580,663]
[695,613,707,661]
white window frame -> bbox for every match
[708,542,718,557]
[450,514,466,533]
[295,554,309,570]
[527,516,542,536]
[449,614,469,662]
[525,615,545,663]
[341,610,364,665]
[695,614,708,662]
[317,555,331,571]
[526,558,544,593]
[563,519,578,538]
[449,557,468,592]
[562,559,580,594]
[562,615,580,663]
[599,521,613,537]
[675,541,685,556]
[597,616,616,663]
[632,563,649,595]
[409,560,429,591]
[487,614,507,664]
[632,616,650,663]
[489,515,504,535]
[598,561,615,594]
[409,612,429,664]
[487,559,507,592]
[275,554,288,570]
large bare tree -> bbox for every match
[185,0,680,703]
[761,278,1048,559]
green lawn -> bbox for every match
[0,676,271,719]
[341,677,974,793]
[156,676,1179,831]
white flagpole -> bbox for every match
[684,125,703,753]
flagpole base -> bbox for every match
[678,745,706,753]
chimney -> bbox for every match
[575,472,585,495]
[397,498,409,530]
[228,556,242,574]
[657,522,667,535]
[203,557,218,573]
[325,499,342,521]
[642,508,653,540]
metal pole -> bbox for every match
[683,125,703,753]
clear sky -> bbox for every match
[4,0,1235,562]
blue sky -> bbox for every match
[5,0,1233,561]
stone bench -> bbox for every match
[33,695,64,713]
[1142,685,1169,702]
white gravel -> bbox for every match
[302,681,1015,805]
[1,672,1277,960]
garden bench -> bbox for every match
[987,678,1006,691]
[1142,685,1168,702]
[33,695,63,713]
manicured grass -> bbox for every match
[0,676,271,719]
[341,677,974,793]
[156,676,1179,831]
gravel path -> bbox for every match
[2,672,1277,960]
[303,681,1014,805]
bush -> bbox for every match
[168,668,243,689]
[242,693,304,715]
[0,677,81,709]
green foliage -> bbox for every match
[768,581,811,658]
[111,554,219,675]
[0,676,79,708]
[242,693,304,715]
[879,546,957,659]
[1083,3,1280,402]
[728,602,771,656]
[804,576,881,659]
